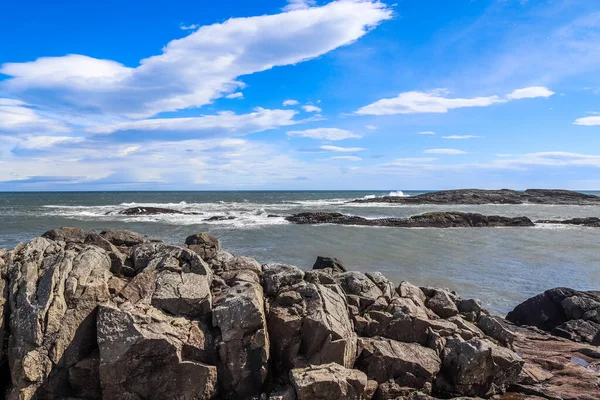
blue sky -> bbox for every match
[1,0,599,190]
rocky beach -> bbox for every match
[0,227,598,399]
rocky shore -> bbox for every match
[286,212,535,228]
[0,228,597,400]
[353,189,600,205]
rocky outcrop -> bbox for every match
[113,207,203,216]
[0,228,595,399]
[536,217,600,227]
[353,189,600,205]
[506,287,600,344]
[286,212,535,228]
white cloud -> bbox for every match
[355,86,555,116]
[302,104,322,113]
[506,86,555,100]
[418,131,435,135]
[1,1,392,120]
[283,99,300,106]
[16,135,84,150]
[380,158,437,166]
[490,152,600,168]
[287,128,361,140]
[424,148,467,155]
[225,92,244,99]
[320,145,365,152]
[87,108,298,135]
[442,135,482,139]
[0,98,71,133]
[574,116,600,126]
[356,89,503,115]
[283,0,317,11]
[180,24,199,31]
[364,125,377,130]
[329,155,362,161]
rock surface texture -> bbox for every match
[352,189,600,205]
[0,228,596,399]
[286,212,535,228]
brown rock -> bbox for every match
[290,363,376,400]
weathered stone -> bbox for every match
[356,337,441,389]
[477,316,517,346]
[426,290,459,318]
[313,256,347,273]
[96,304,218,400]
[152,270,212,317]
[263,264,305,296]
[185,233,222,261]
[290,363,375,400]
[435,338,523,397]
[42,227,87,243]
[100,229,149,247]
[7,239,112,400]
[212,280,269,399]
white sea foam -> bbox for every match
[388,190,409,197]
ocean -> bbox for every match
[1,190,599,314]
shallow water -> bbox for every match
[1,190,599,314]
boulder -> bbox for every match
[96,304,217,400]
[185,233,222,261]
[263,264,305,296]
[290,363,377,400]
[313,256,347,273]
[435,338,523,397]
[506,287,600,344]
[7,238,112,400]
[425,289,459,318]
[42,226,87,243]
[100,229,149,247]
[356,337,441,390]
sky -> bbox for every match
[1,0,599,191]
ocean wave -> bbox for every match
[388,190,409,197]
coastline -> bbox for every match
[0,227,598,399]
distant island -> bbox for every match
[352,189,600,205]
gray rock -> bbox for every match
[425,290,459,318]
[290,363,377,400]
[262,264,305,297]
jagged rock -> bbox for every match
[7,238,112,400]
[117,206,187,215]
[42,226,87,243]
[212,271,269,399]
[477,316,517,346]
[536,217,600,227]
[336,271,384,311]
[425,290,459,318]
[263,264,305,296]
[435,338,523,397]
[290,363,377,400]
[506,287,600,344]
[268,282,357,371]
[356,337,441,390]
[186,233,222,261]
[96,304,218,400]
[84,232,130,276]
[313,256,347,273]
[100,229,149,247]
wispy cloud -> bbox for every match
[424,148,467,155]
[355,86,554,115]
[283,99,300,106]
[282,0,317,12]
[180,23,199,31]
[442,135,482,139]
[328,155,362,161]
[287,128,361,140]
[225,92,244,99]
[418,131,435,135]
[320,145,366,152]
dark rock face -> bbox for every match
[0,229,596,400]
[353,189,600,205]
[506,287,600,344]
[536,217,600,227]
[286,212,535,228]
[116,206,186,215]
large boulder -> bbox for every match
[356,337,441,391]
[185,233,222,261]
[506,287,600,344]
[96,304,217,400]
[7,238,112,400]
[42,227,87,243]
[434,338,523,397]
[290,363,377,400]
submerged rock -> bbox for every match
[286,212,535,228]
[536,217,600,227]
[352,188,600,205]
